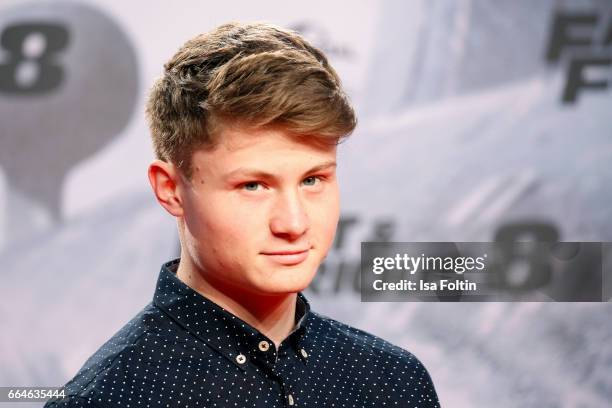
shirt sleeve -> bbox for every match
[409,357,441,407]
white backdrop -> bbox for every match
[1,0,611,406]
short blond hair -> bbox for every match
[145,22,357,180]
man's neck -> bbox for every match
[176,257,297,350]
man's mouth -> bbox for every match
[261,249,310,265]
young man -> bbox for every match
[46,22,440,407]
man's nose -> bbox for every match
[269,190,310,240]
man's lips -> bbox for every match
[261,249,310,265]
[262,249,309,255]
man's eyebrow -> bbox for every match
[303,160,337,174]
[224,160,337,180]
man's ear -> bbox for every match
[148,159,185,217]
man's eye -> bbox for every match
[303,176,320,186]
[242,182,262,191]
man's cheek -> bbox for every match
[206,201,247,230]
[221,213,261,241]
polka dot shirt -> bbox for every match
[45,258,440,407]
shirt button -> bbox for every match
[288,393,295,405]
[258,340,270,352]
[299,348,308,358]
[235,354,247,364]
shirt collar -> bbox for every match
[153,258,312,370]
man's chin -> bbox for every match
[250,269,316,295]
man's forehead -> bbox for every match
[218,125,335,151]
[194,126,337,160]
[189,126,337,179]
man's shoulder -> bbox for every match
[44,303,174,407]
[310,310,421,363]
[309,311,440,406]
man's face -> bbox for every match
[179,126,339,297]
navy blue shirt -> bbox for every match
[45,258,440,407]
